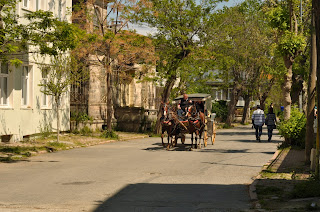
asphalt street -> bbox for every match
[0,125,280,212]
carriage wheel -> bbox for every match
[212,122,216,145]
[204,131,208,147]
[198,138,201,149]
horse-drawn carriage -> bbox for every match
[160,93,216,150]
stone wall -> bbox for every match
[114,107,157,132]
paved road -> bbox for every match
[0,125,279,212]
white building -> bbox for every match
[0,0,72,142]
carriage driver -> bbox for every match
[180,94,193,113]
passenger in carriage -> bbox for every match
[177,104,186,121]
[180,93,193,113]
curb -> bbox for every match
[1,135,150,160]
[249,148,284,210]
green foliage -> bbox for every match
[277,106,306,147]
[80,126,93,136]
[277,31,306,56]
[23,10,82,56]
[0,0,27,63]
[70,112,93,123]
[265,3,289,31]
[100,130,119,139]
[133,0,217,95]
[212,100,228,122]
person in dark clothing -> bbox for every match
[195,101,205,113]
[180,94,192,113]
[265,107,277,142]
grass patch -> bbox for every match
[0,146,39,154]
[47,142,69,150]
[222,124,233,129]
[256,185,284,196]
[290,180,320,199]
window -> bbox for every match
[23,0,29,8]
[41,69,49,107]
[36,0,40,10]
[0,62,9,105]
[216,89,223,101]
[21,66,30,106]
[227,88,233,100]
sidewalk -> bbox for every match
[250,147,312,211]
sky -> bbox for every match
[132,0,245,36]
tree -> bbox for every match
[133,0,219,133]
[72,0,156,131]
[22,10,85,142]
[0,0,28,66]
[305,5,316,164]
[314,0,320,179]
[38,55,86,142]
[265,0,307,121]
[211,0,273,126]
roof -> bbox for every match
[174,93,211,101]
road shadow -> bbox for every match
[144,142,198,151]
[216,131,255,136]
[93,183,252,212]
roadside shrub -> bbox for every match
[80,126,93,136]
[100,130,119,139]
[71,112,93,123]
[212,100,228,122]
[277,106,306,147]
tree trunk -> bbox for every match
[259,79,274,111]
[225,83,241,126]
[282,56,293,121]
[241,94,250,124]
[291,73,303,106]
[56,97,60,143]
[305,9,317,165]
[154,75,176,134]
[106,70,112,131]
[313,0,320,178]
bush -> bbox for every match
[212,100,228,122]
[100,130,119,139]
[277,106,306,147]
[80,126,93,136]
[70,112,93,123]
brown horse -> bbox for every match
[186,104,206,149]
[160,103,176,150]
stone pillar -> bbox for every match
[88,56,107,121]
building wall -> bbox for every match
[0,0,72,142]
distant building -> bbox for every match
[0,0,72,142]
[70,0,159,132]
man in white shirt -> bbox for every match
[252,105,265,142]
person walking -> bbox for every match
[252,105,265,142]
[265,107,277,142]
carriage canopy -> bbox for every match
[173,93,212,117]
